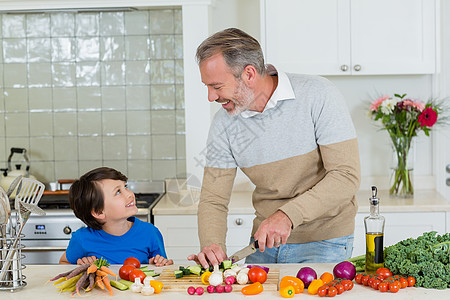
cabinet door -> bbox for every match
[350,0,436,75]
[353,212,446,257]
[261,0,351,75]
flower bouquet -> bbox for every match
[369,93,443,197]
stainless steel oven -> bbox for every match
[14,181,164,264]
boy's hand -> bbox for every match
[77,255,97,265]
[149,255,173,267]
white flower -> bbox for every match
[380,98,398,114]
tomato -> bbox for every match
[317,286,328,297]
[378,282,388,293]
[327,286,337,297]
[361,275,370,286]
[407,276,416,287]
[335,284,344,295]
[371,279,381,290]
[129,268,146,283]
[389,282,400,293]
[248,267,267,284]
[123,257,141,269]
[119,264,136,281]
[354,274,363,284]
[399,277,408,289]
[345,280,353,290]
[376,267,393,278]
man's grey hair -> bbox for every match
[196,28,267,78]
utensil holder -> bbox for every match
[0,224,27,292]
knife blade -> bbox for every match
[229,240,259,263]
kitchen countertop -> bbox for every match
[153,189,449,215]
[1,264,448,299]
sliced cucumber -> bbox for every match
[182,268,191,275]
[110,279,129,290]
[118,279,134,289]
[222,260,233,270]
[143,270,160,277]
[187,265,202,276]
[174,270,184,279]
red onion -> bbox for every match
[333,261,356,280]
[296,267,317,287]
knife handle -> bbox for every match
[254,240,259,249]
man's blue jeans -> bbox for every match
[245,234,354,264]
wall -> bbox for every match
[0,8,186,184]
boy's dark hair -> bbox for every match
[69,167,128,230]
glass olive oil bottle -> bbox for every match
[364,186,385,273]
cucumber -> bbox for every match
[222,260,233,270]
[139,266,148,271]
[110,279,129,290]
[179,266,185,271]
[187,265,202,276]
[118,279,134,289]
[174,270,184,279]
[143,270,160,277]
[182,268,191,275]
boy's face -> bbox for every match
[96,179,138,222]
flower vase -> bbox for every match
[389,136,414,198]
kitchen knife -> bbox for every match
[229,240,259,263]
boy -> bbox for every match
[59,167,173,266]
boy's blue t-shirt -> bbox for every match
[65,217,167,265]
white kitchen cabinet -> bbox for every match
[261,0,436,75]
[352,212,446,257]
[154,214,254,264]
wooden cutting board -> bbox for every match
[157,268,280,292]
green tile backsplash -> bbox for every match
[0,8,185,183]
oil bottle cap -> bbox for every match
[370,186,379,205]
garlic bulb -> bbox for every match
[130,278,143,293]
[208,265,224,287]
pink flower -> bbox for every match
[411,101,425,112]
[418,107,437,127]
[370,95,390,111]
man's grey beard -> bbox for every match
[227,79,255,116]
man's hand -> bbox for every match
[254,210,292,252]
[187,244,227,269]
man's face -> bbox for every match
[199,53,254,116]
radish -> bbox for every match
[195,287,204,295]
[206,285,215,293]
[187,286,196,295]
[216,285,225,293]
[224,284,233,293]
[225,276,236,285]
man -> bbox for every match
[188,28,360,268]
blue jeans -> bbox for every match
[245,234,354,264]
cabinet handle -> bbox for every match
[446,164,450,173]
[340,65,349,72]
[446,178,450,186]
[353,64,361,71]
[235,218,243,226]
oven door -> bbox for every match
[22,240,69,265]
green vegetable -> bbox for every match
[118,279,133,288]
[221,260,233,270]
[187,265,202,276]
[384,231,450,289]
[346,254,366,272]
[174,270,183,279]
[143,270,160,277]
[182,268,191,275]
[110,279,129,290]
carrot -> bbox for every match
[50,269,73,281]
[85,273,96,292]
[66,263,90,279]
[96,269,108,277]
[100,266,117,277]
[102,276,114,296]
[52,277,66,285]
[87,263,98,274]
[55,273,83,291]
[95,276,105,290]
[76,271,89,297]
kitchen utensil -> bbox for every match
[0,186,10,269]
[6,175,22,199]
[0,179,45,283]
[229,240,259,263]
[14,178,45,210]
